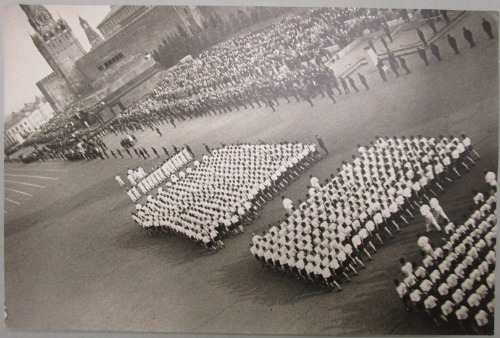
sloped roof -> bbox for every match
[96,5,124,28]
[78,15,86,26]
[5,112,29,131]
[4,97,47,131]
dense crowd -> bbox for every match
[13,7,423,160]
[132,142,321,251]
[395,173,496,334]
[100,8,401,135]
[249,134,481,290]
[17,133,110,164]
[13,9,495,166]
[21,115,78,147]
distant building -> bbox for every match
[96,5,151,39]
[21,5,256,122]
[4,99,55,146]
[26,100,55,128]
[21,5,245,121]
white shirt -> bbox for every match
[485,171,496,184]
[283,198,293,210]
[424,295,438,309]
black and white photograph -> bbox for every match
[2,1,499,336]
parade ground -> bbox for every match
[4,12,499,335]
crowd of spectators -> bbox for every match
[101,8,403,135]
[12,7,410,159]
[17,133,110,163]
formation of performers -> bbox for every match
[395,174,496,334]
[131,142,321,251]
[125,148,194,202]
[250,134,482,291]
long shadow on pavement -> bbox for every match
[110,227,210,266]
[210,255,332,307]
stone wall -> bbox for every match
[75,6,188,84]
[36,28,90,94]
[36,72,77,113]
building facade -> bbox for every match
[21,5,250,116]
[4,100,55,146]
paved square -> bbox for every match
[4,10,498,335]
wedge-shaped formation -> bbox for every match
[250,135,481,290]
[133,142,321,251]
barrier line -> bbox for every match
[5,198,20,205]
[5,174,58,180]
[5,188,32,196]
[8,168,68,172]
[5,180,45,188]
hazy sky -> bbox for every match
[3,4,110,117]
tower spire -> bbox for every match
[79,15,103,48]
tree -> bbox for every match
[250,8,260,24]
[223,22,232,36]
[207,27,218,44]
[229,14,241,32]
[238,10,251,27]
[259,7,272,21]
[214,13,225,29]
[209,14,219,29]
[176,23,189,38]
[151,49,161,63]
[190,34,203,55]
[201,18,210,31]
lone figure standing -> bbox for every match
[204,143,212,155]
[417,47,430,66]
[429,43,442,61]
[316,135,329,155]
[377,59,388,82]
[115,175,125,186]
[440,10,450,24]
[482,18,494,39]
[417,28,427,46]
[447,35,460,54]
[398,56,411,74]
[347,76,360,92]
[463,27,475,48]
[381,37,389,51]
[388,53,400,78]
[367,38,377,53]
[427,18,437,35]
[358,73,370,90]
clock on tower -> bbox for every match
[35,10,52,26]
[20,5,55,34]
